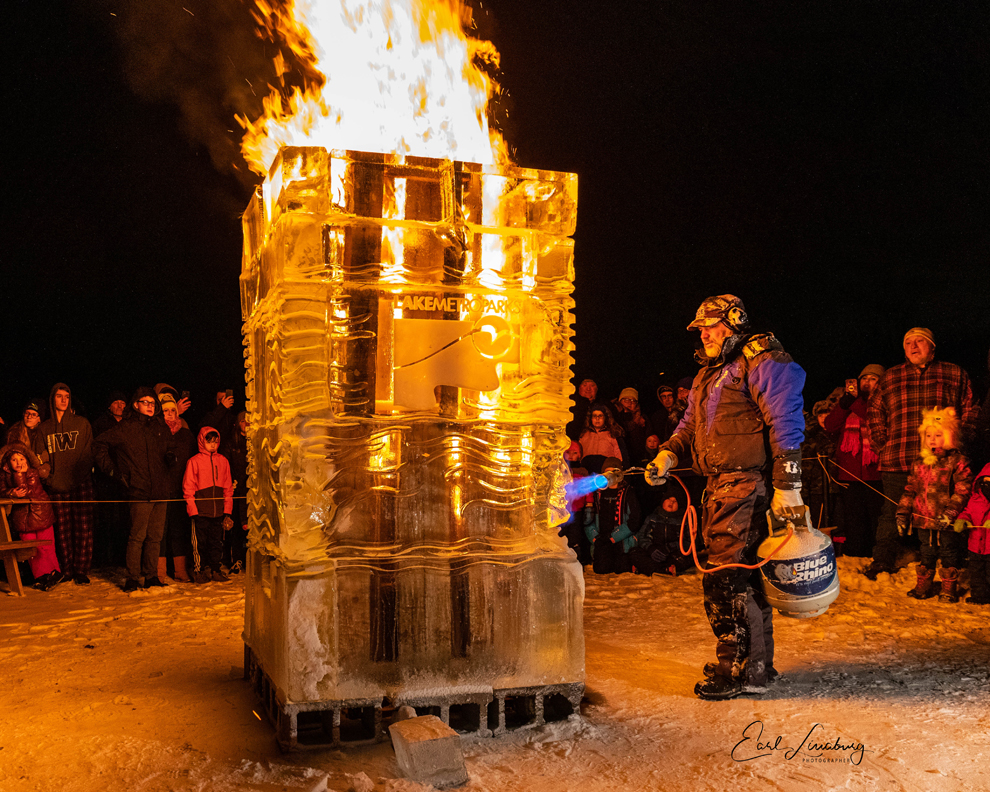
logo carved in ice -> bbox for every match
[393,315,516,411]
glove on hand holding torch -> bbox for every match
[644,450,678,486]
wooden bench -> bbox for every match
[1,499,54,596]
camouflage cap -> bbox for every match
[687,294,749,331]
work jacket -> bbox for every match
[663,333,806,489]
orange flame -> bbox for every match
[239,0,509,175]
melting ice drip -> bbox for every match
[240,147,584,734]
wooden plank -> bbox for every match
[0,502,29,596]
[0,540,50,551]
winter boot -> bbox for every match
[705,662,779,685]
[864,560,895,581]
[172,556,191,582]
[157,556,168,581]
[906,565,936,599]
[694,674,744,701]
[937,568,960,603]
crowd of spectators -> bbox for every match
[562,329,990,604]
[3,327,989,606]
[1,384,248,593]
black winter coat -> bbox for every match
[94,413,177,501]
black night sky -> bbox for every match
[3,0,988,426]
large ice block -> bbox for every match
[241,148,582,746]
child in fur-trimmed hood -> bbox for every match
[897,407,973,602]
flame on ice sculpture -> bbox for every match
[240,147,583,749]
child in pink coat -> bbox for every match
[183,427,233,583]
[956,462,990,605]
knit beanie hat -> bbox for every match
[859,364,885,380]
[904,327,935,347]
[602,456,623,472]
[619,387,639,402]
[676,377,693,392]
[159,391,178,411]
[108,390,128,405]
[154,382,175,395]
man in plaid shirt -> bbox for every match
[864,327,976,579]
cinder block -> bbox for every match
[388,715,469,789]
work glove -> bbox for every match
[645,450,678,486]
[953,518,971,533]
[222,515,234,531]
[938,514,953,529]
[896,516,911,537]
[770,487,804,521]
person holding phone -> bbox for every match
[154,383,192,429]
[199,388,239,458]
[823,364,886,557]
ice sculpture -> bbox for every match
[240,147,583,749]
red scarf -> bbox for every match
[839,412,878,467]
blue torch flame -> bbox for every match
[564,473,610,500]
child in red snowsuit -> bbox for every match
[1,443,62,589]
[897,407,973,602]
[183,427,233,583]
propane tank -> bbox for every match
[758,507,840,618]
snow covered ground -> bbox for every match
[2,556,987,792]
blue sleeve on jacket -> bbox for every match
[748,355,806,456]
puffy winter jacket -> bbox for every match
[584,483,645,553]
[957,463,990,554]
[183,426,233,518]
[663,333,806,489]
[578,429,622,460]
[0,444,54,533]
[897,449,973,532]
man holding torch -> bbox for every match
[646,295,806,700]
